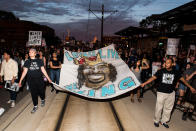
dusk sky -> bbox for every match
[0,0,193,41]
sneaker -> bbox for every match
[182,112,188,121]
[162,123,169,128]
[11,101,15,108]
[0,108,5,116]
[7,100,12,104]
[41,100,45,107]
[31,106,38,114]
[154,122,159,127]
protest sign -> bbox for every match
[28,31,42,46]
[4,81,19,92]
[166,38,180,55]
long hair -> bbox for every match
[133,59,141,70]
[108,63,117,82]
[77,65,85,89]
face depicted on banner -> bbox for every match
[75,53,117,89]
[83,62,110,89]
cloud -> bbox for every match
[0,0,156,18]
[0,0,76,17]
[0,0,155,40]
[39,15,138,41]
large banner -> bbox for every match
[166,38,180,55]
[53,45,140,100]
[28,31,42,46]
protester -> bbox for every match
[49,52,62,93]
[181,70,196,121]
[0,50,18,108]
[128,49,137,67]
[141,53,150,97]
[141,58,196,128]
[21,53,29,68]
[18,48,52,114]
[130,59,149,103]
[38,50,46,67]
[176,62,192,107]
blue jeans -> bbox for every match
[5,80,17,101]
[50,69,60,84]
[9,90,17,101]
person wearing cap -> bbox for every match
[0,50,18,108]
[19,48,52,114]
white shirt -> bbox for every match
[0,58,18,81]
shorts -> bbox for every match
[179,83,187,91]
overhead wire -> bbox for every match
[86,0,92,41]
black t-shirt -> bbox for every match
[154,68,181,93]
[24,59,44,79]
[50,59,61,69]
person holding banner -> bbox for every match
[49,51,61,93]
[0,50,18,108]
[141,58,196,128]
[18,48,52,114]
[130,59,149,103]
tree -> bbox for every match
[139,14,183,34]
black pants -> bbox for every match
[28,78,45,106]
[9,90,17,101]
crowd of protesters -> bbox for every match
[0,43,195,128]
[117,44,196,128]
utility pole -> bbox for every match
[89,4,117,45]
[101,4,104,44]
